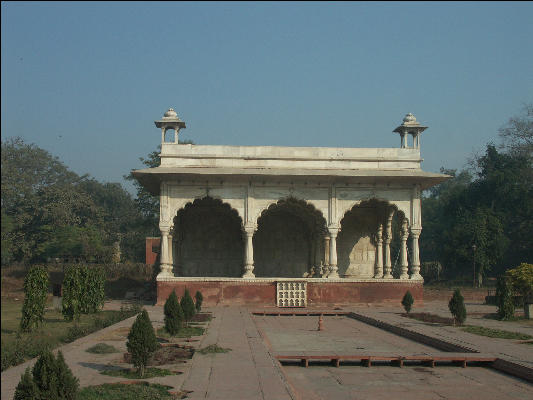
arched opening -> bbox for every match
[172,197,243,277]
[253,197,327,278]
[338,199,389,278]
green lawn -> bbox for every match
[1,298,139,370]
[78,382,178,400]
[461,325,533,340]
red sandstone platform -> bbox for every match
[156,278,423,306]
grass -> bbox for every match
[197,344,231,354]
[461,325,533,340]
[101,367,177,379]
[156,326,204,338]
[1,298,140,371]
[78,382,179,400]
[86,343,120,354]
[403,312,454,325]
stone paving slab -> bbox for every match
[182,306,294,400]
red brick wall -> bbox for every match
[145,237,160,266]
[157,280,423,306]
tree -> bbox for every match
[124,147,161,237]
[20,265,49,332]
[448,289,467,326]
[506,263,533,312]
[14,367,38,400]
[126,309,158,377]
[164,290,184,335]
[17,350,79,400]
[32,351,58,400]
[195,290,203,313]
[495,276,514,320]
[498,103,533,158]
[62,265,84,322]
[55,351,79,399]
[180,288,196,325]
[401,291,414,314]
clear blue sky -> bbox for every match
[2,2,532,195]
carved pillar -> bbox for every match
[167,234,173,267]
[328,226,339,278]
[172,235,179,276]
[323,236,330,277]
[158,227,173,277]
[374,224,384,278]
[383,207,394,279]
[399,219,409,279]
[242,224,256,278]
[409,228,423,280]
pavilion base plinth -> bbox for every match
[156,277,423,306]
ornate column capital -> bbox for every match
[244,222,257,235]
[409,227,421,238]
[328,224,339,237]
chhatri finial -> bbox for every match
[393,113,428,150]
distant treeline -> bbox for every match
[1,137,159,264]
[420,104,532,284]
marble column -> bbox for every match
[242,224,256,278]
[383,208,394,279]
[167,234,173,268]
[328,227,339,278]
[399,219,409,279]
[323,236,330,277]
[374,223,384,278]
[158,227,173,277]
[409,228,423,280]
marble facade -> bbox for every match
[133,109,449,304]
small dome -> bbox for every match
[163,108,178,118]
[403,113,417,123]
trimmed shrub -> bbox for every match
[401,291,414,314]
[62,265,84,321]
[20,265,49,332]
[32,351,58,399]
[15,351,79,400]
[14,367,38,400]
[126,309,158,377]
[83,266,105,314]
[448,289,467,325]
[62,265,106,321]
[55,351,79,399]
[496,276,515,320]
[195,291,203,313]
[164,290,184,335]
[180,288,196,324]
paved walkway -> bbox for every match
[1,300,532,400]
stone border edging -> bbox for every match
[347,312,478,353]
[347,311,533,383]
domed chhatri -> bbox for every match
[155,108,186,144]
[393,112,428,149]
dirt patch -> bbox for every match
[191,313,211,322]
[403,312,454,325]
[123,344,194,366]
